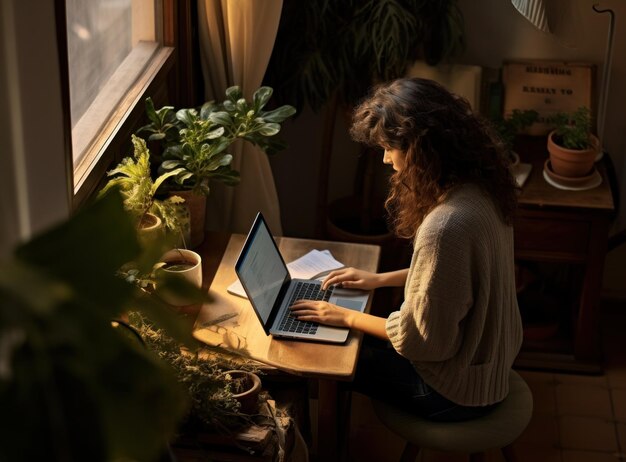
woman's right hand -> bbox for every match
[321,267,381,291]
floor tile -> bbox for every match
[519,369,556,384]
[555,383,613,418]
[517,414,560,447]
[559,416,618,452]
[530,380,558,414]
[561,449,623,461]
[510,444,563,462]
[607,368,626,389]
[554,372,609,387]
[612,388,626,422]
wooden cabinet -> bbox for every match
[513,137,614,373]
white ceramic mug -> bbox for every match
[158,248,202,306]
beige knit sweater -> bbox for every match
[386,184,523,406]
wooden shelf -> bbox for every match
[512,136,614,373]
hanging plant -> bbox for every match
[265,0,465,112]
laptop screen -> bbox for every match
[235,214,289,325]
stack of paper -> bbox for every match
[227,249,345,299]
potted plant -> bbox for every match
[0,190,205,461]
[138,86,296,247]
[222,370,263,415]
[546,106,599,178]
[492,109,539,168]
[128,311,263,432]
[99,134,189,248]
[265,0,465,112]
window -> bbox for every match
[63,0,171,200]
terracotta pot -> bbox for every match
[171,190,207,248]
[223,370,262,414]
[547,131,599,178]
[544,159,597,188]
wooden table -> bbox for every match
[514,136,615,373]
[193,233,380,461]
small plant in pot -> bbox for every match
[128,312,264,433]
[546,106,599,178]
[138,86,296,247]
[101,136,205,310]
[99,135,189,248]
[492,109,539,168]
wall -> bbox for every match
[270,104,362,238]
[0,0,70,258]
[270,0,626,295]
[456,0,626,230]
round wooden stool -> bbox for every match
[371,370,533,462]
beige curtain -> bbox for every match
[198,0,284,235]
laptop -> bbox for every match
[235,212,370,343]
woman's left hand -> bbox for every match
[289,300,354,328]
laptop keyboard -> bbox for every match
[278,281,331,335]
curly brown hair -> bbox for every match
[350,77,518,239]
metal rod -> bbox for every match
[592,3,616,145]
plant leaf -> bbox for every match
[199,101,218,120]
[257,123,281,137]
[225,86,242,102]
[177,171,194,183]
[151,168,185,194]
[176,108,197,127]
[208,112,232,126]
[260,105,297,123]
[252,86,273,111]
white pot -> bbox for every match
[158,249,203,306]
[138,213,165,249]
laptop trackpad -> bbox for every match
[335,298,363,310]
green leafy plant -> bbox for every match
[138,86,296,196]
[265,0,465,112]
[492,109,539,153]
[549,106,593,150]
[0,190,204,462]
[99,134,187,235]
[117,260,166,292]
[128,311,261,432]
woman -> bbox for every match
[290,77,523,421]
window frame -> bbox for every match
[55,0,189,210]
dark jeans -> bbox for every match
[349,338,500,422]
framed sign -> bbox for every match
[502,60,596,135]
